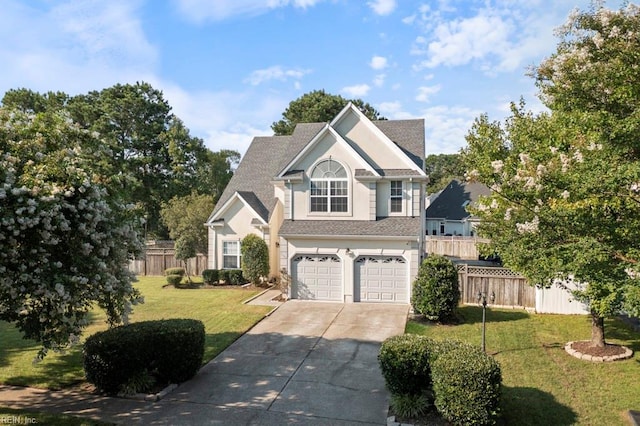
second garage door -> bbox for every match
[355,256,408,303]
[292,255,342,301]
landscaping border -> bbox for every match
[564,341,633,362]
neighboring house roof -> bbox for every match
[279,217,422,238]
[426,179,491,221]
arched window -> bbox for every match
[310,159,348,213]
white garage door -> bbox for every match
[292,255,342,301]
[355,256,408,303]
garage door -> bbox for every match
[292,255,342,301]
[355,256,408,303]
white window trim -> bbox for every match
[222,240,242,269]
[308,159,351,216]
[389,180,404,216]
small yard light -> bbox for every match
[477,290,496,353]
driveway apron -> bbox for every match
[145,301,409,425]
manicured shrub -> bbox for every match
[165,267,185,277]
[240,234,269,284]
[83,319,205,394]
[378,334,434,395]
[412,255,460,321]
[219,269,231,284]
[228,269,245,285]
[432,342,502,425]
[202,269,219,285]
[165,274,183,286]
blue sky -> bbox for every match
[0,0,615,156]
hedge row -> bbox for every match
[202,269,245,285]
[83,319,205,394]
[378,335,501,425]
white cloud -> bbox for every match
[373,74,386,87]
[369,55,388,70]
[367,0,397,16]
[159,81,286,153]
[245,66,311,86]
[341,84,371,97]
[419,13,513,70]
[174,0,325,22]
[377,101,416,119]
[0,0,157,96]
[421,105,482,154]
[415,85,441,102]
[408,2,583,75]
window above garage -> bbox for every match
[310,159,349,213]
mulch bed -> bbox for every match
[569,341,628,357]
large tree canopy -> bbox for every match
[462,4,640,347]
[0,108,143,358]
[1,83,238,238]
[271,89,384,135]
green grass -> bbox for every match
[0,276,271,389]
[0,407,113,425]
[407,306,640,426]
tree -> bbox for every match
[240,234,269,284]
[0,107,143,358]
[411,255,460,321]
[193,149,240,203]
[271,89,384,135]
[2,88,69,114]
[462,4,640,348]
[2,82,233,238]
[160,193,215,279]
[425,153,465,194]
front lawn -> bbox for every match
[0,276,272,389]
[406,306,640,426]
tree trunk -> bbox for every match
[590,312,605,348]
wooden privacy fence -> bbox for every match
[457,264,535,309]
[425,236,489,260]
[129,247,208,276]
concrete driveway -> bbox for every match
[143,301,409,425]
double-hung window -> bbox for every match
[390,181,403,213]
[222,241,241,269]
[310,159,348,213]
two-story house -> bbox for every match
[205,103,427,303]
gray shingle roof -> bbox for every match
[426,179,492,221]
[210,115,425,224]
[279,217,421,237]
[373,119,425,169]
[209,123,325,222]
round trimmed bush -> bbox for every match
[165,267,185,276]
[83,319,205,394]
[412,255,460,321]
[378,334,434,395]
[432,342,502,425]
[166,274,183,286]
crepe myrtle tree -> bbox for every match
[462,4,640,348]
[0,108,144,359]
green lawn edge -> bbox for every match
[0,276,272,390]
[405,306,640,426]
